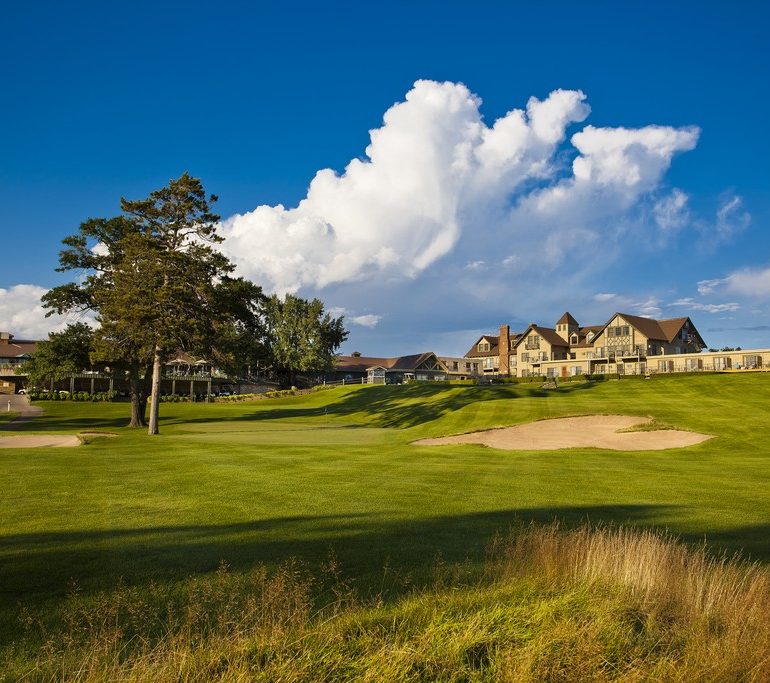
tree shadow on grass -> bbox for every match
[4,501,770,641]
[167,382,603,431]
[0,504,680,613]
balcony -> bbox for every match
[525,342,540,350]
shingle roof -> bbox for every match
[556,312,579,326]
[336,355,392,372]
[657,317,692,343]
[336,353,445,372]
[532,326,569,347]
[464,335,499,358]
[0,339,38,360]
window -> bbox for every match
[521,352,529,362]
[587,332,594,341]
[608,325,629,338]
[509,355,517,367]
[452,361,458,370]
[526,334,540,349]
[547,367,557,378]
[478,341,490,352]
[571,366,582,376]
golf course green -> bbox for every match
[2,373,770,679]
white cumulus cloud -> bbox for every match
[219,80,699,296]
[219,81,601,292]
[349,314,382,328]
[0,284,74,339]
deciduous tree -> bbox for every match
[265,294,348,386]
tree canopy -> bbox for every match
[265,294,348,385]
[42,173,347,433]
[22,323,96,388]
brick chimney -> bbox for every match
[0,332,12,346]
[498,324,510,376]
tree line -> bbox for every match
[34,173,347,434]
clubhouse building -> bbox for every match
[3,308,770,392]
[466,311,768,378]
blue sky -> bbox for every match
[2,1,769,355]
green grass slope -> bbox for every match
[1,374,769,643]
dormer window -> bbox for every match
[587,332,594,341]
[570,334,578,344]
[478,341,490,352]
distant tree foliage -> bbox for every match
[22,323,96,387]
[265,294,348,385]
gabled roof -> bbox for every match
[464,335,499,358]
[512,324,569,349]
[659,316,706,347]
[556,312,579,326]
[336,352,447,373]
[389,352,442,371]
[0,339,39,359]
[594,313,703,345]
[336,355,392,372]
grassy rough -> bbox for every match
[6,524,770,682]
[2,373,770,676]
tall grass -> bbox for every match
[6,523,770,682]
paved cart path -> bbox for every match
[0,394,42,429]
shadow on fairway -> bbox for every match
[0,502,726,612]
[1,415,132,433]
[164,382,602,430]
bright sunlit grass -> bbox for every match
[1,373,770,679]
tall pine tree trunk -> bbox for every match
[148,345,163,435]
[128,364,147,428]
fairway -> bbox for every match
[2,374,770,643]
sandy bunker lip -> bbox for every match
[413,415,712,451]
[0,435,81,448]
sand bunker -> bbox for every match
[0,434,80,448]
[414,415,712,451]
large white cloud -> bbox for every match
[219,80,699,294]
[219,81,596,292]
[3,81,713,352]
[0,285,73,339]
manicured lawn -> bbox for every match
[0,411,17,425]
[2,374,770,640]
